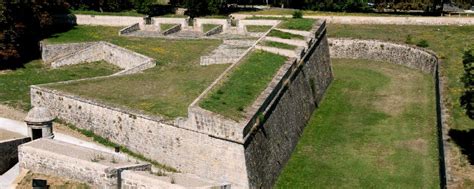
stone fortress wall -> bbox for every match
[28,15,449,188]
[41,41,155,75]
[0,137,31,174]
[19,139,227,189]
[328,38,438,74]
[30,17,331,188]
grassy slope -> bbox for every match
[202,24,220,33]
[71,10,144,17]
[160,23,177,31]
[246,25,272,32]
[326,23,474,188]
[238,9,421,17]
[200,50,287,120]
[0,61,119,111]
[46,26,225,119]
[268,29,305,39]
[259,40,297,50]
[277,59,438,188]
[327,24,474,131]
[278,18,315,31]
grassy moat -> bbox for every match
[277,58,438,188]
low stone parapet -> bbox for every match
[42,41,155,75]
[162,24,181,36]
[119,23,140,35]
[204,25,223,36]
[18,139,151,188]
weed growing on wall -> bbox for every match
[461,49,474,119]
[56,119,177,172]
[416,39,429,48]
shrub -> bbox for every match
[405,34,413,44]
[461,49,474,119]
[416,39,429,48]
[292,10,303,18]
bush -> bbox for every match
[405,34,413,44]
[461,49,474,119]
[416,39,429,48]
[292,10,303,18]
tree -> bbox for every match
[0,0,70,68]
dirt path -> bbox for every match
[232,14,474,25]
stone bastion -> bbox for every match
[26,16,446,188]
[30,18,331,188]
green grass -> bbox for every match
[278,18,315,31]
[268,29,305,40]
[238,9,421,17]
[45,26,225,119]
[160,23,177,31]
[327,24,474,131]
[0,61,119,111]
[202,24,220,33]
[71,10,144,17]
[246,25,272,32]
[200,50,287,120]
[259,40,297,50]
[277,58,438,188]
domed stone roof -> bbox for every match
[25,107,55,123]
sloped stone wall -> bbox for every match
[329,38,438,74]
[0,137,30,174]
[244,23,332,188]
[41,42,96,63]
[42,41,155,75]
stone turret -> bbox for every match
[25,107,55,140]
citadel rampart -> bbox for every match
[30,19,331,188]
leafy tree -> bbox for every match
[0,0,70,68]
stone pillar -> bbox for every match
[24,107,55,140]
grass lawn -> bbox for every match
[202,24,220,33]
[200,50,287,120]
[268,29,305,40]
[45,26,224,119]
[0,61,119,111]
[238,9,421,17]
[277,58,438,188]
[246,25,272,32]
[71,10,144,17]
[259,40,297,50]
[160,23,177,31]
[278,18,315,31]
[327,24,474,187]
[327,24,474,131]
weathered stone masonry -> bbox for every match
[0,137,31,174]
[30,20,332,188]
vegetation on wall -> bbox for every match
[461,49,473,119]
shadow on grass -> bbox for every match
[449,129,474,165]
